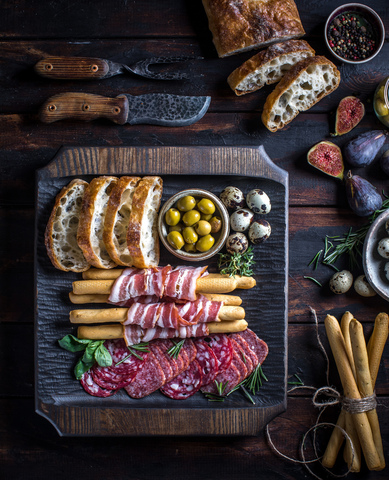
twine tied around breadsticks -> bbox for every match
[265,307,387,479]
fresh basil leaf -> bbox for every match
[58,334,91,352]
[74,359,93,380]
[95,343,112,367]
[82,343,97,364]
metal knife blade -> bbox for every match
[39,92,211,126]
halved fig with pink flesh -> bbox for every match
[331,96,365,136]
[307,141,344,180]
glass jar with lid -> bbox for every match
[373,77,389,128]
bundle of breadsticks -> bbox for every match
[323,312,388,472]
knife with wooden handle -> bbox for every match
[39,92,211,126]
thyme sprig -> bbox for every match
[167,339,185,358]
[218,245,255,277]
[115,342,149,365]
[288,373,304,386]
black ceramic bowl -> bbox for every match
[325,3,384,64]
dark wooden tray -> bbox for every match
[34,145,288,436]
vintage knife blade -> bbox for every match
[39,92,211,126]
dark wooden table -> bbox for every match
[1,1,388,478]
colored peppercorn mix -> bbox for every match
[327,12,376,61]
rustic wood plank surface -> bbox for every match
[0,0,388,478]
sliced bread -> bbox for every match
[261,56,340,132]
[103,176,141,266]
[126,176,163,269]
[77,176,119,269]
[227,40,315,96]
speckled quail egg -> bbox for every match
[377,237,389,259]
[329,270,353,294]
[230,208,254,232]
[249,220,271,244]
[246,189,271,214]
[354,275,376,297]
[385,262,389,281]
[226,232,249,254]
[220,186,245,210]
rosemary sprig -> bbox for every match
[218,245,255,277]
[288,373,304,386]
[243,364,268,396]
[167,339,185,358]
[115,342,149,365]
[204,380,228,402]
[303,276,323,287]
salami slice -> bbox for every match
[238,329,269,365]
[181,339,197,363]
[149,344,174,384]
[91,364,133,390]
[230,346,248,383]
[194,339,219,386]
[104,339,148,376]
[230,333,259,372]
[229,337,254,376]
[80,371,116,397]
[201,361,241,396]
[202,334,233,372]
[152,339,180,378]
[125,351,165,398]
[160,359,203,400]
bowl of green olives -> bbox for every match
[158,188,229,261]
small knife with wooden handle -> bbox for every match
[39,92,211,126]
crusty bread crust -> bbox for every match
[126,176,163,269]
[227,40,315,95]
[44,179,90,272]
[77,176,118,269]
[202,0,305,58]
[103,176,141,266]
[261,56,340,132]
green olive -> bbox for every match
[169,223,183,233]
[182,209,201,226]
[183,226,198,244]
[166,231,185,250]
[375,98,389,117]
[177,195,196,212]
[196,234,215,252]
[200,213,212,221]
[209,216,222,233]
[195,220,211,236]
[197,198,215,215]
[165,208,181,226]
[184,242,197,253]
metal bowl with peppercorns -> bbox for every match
[324,3,384,64]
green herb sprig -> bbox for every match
[167,339,185,358]
[58,334,112,380]
[218,245,255,277]
[115,342,149,365]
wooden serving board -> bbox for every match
[35,145,288,436]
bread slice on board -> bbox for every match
[126,176,163,269]
[103,176,141,266]
[261,56,340,132]
[202,0,305,57]
[228,40,315,96]
[77,176,119,269]
[45,179,90,272]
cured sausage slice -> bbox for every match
[160,359,203,400]
[200,361,241,396]
[80,371,116,397]
[230,333,259,373]
[194,339,219,386]
[229,337,254,376]
[181,338,197,363]
[125,351,165,398]
[149,344,174,383]
[238,329,269,365]
[91,364,133,390]
[202,334,233,372]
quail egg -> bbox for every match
[354,275,376,297]
[385,262,389,281]
[377,237,389,259]
[230,208,254,232]
[246,189,271,214]
[220,186,245,210]
[249,220,271,244]
[226,232,249,254]
[329,270,353,294]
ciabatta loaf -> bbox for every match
[228,40,315,96]
[202,0,305,58]
[45,179,90,272]
[126,176,163,269]
[262,56,340,132]
[103,176,141,266]
[77,176,118,269]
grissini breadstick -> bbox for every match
[68,291,243,306]
[341,312,357,378]
[321,410,346,468]
[77,319,248,340]
[324,315,381,471]
[83,268,123,279]
[350,319,385,470]
[69,306,245,324]
[367,312,389,387]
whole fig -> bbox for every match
[331,96,365,136]
[344,130,387,167]
[307,141,344,180]
[380,148,389,176]
[345,171,382,216]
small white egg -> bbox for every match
[230,208,254,232]
[329,270,353,294]
[226,232,249,254]
[249,220,271,244]
[220,186,245,210]
[378,237,389,259]
[246,189,271,214]
[385,262,389,281]
[354,275,376,297]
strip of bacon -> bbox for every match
[123,324,210,346]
